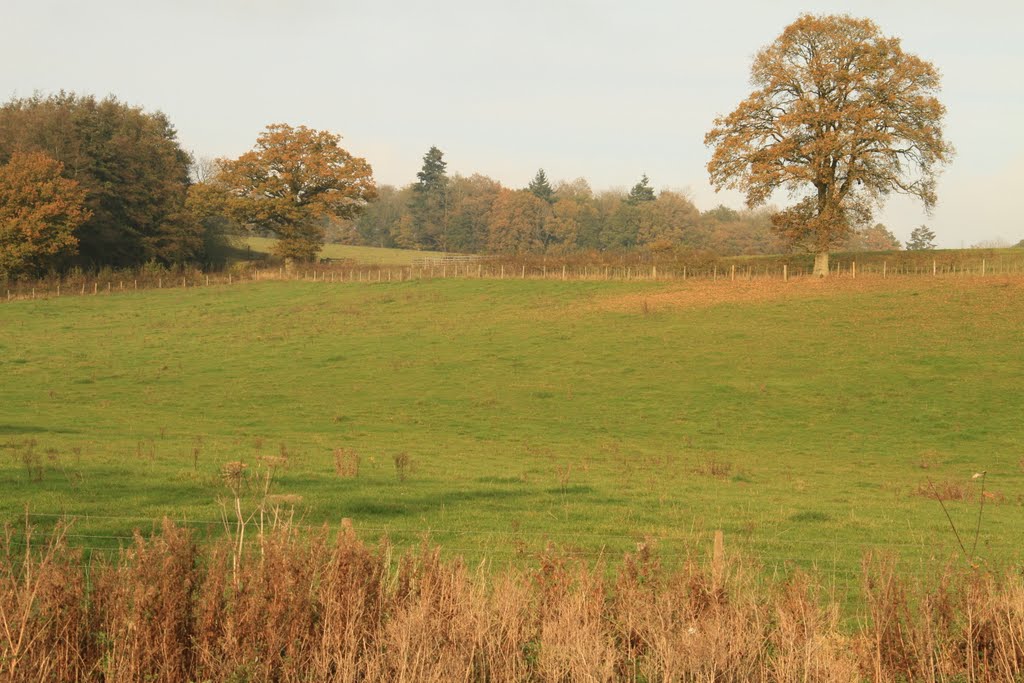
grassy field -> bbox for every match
[1,275,1022,596]
[242,236,451,265]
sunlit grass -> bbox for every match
[1,276,1021,594]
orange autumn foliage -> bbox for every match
[0,151,90,278]
[705,14,953,270]
[218,124,376,262]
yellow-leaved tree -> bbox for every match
[218,124,376,264]
[0,151,90,278]
[705,14,953,275]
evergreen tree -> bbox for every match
[906,224,937,250]
[527,168,555,204]
[626,174,656,204]
[409,146,449,249]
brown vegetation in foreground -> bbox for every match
[2,520,1024,682]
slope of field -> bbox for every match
[242,236,450,265]
[1,276,1022,589]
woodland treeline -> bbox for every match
[0,92,902,279]
[341,147,901,257]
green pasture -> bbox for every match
[1,277,1022,595]
[243,236,450,265]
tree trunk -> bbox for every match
[813,251,829,277]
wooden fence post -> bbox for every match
[783,264,788,282]
[982,259,986,276]
[730,264,735,281]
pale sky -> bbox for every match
[4,0,1022,247]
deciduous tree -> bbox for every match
[705,14,953,275]
[0,151,90,278]
[906,224,937,250]
[487,189,548,254]
[218,124,376,263]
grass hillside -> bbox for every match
[1,275,1022,595]
[241,236,451,265]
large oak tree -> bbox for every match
[219,124,376,263]
[705,14,953,275]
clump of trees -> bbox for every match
[341,147,901,258]
[0,93,205,276]
[347,148,792,257]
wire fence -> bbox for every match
[4,254,1024,304]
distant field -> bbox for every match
[242,236,451,265]
[2,275,1023,600]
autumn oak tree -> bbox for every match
[705,14,953,275]
[219,124,376,263]
[0,151,90,278]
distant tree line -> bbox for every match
[344,147,902,257]
[1,92,908,280]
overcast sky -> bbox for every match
[4,0,1022,247]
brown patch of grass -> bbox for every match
[333,447,360,479]
[915,479,973,502]
[595,274,1024,314]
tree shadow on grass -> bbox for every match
[0,424,80,435]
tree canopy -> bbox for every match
[406,146,449,250]
[0,92,198,268]
[218,124,376,262]
[705,14,953,275]
[626,174,656,204]
[527,168,555,204]
[906,225,937,251]
[0,151,90,278]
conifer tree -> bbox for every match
[410,146,449,249]
[527,168,555,204]
[626,174,656,204]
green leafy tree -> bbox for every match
[0,92,198,268]
[906,225,937,250]
[409,146,449,249]
[705,14,953,275]
[218,123,376,263]
[527,168,556,204]
[0,152,90,278]
[353,184,410,248]
[626,174,656,204]
[845,223,902,251]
